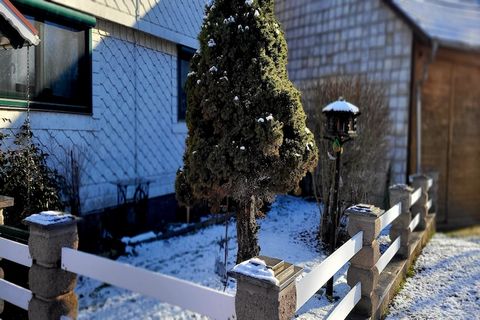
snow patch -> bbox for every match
[257,118,265,123]
[24,211,75,226]
[207,39,216,47]
[234,96,239,102]
[232,258,279,285]
[245,0,254,6]
[266,114,274,121]
[240,146,246,151]
[209,66,218,73]
[121,232,158,245]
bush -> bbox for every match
[0,122,63,227]
[305,76,391,243]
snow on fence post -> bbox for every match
[410,174,431,230]
[24,211,79,320]
[389,185,414,258]
[0,195,14,315]
[229,256,303,320]
[346,204,384,317]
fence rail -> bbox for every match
[0,278,31,310]
[409,213,420,232]
[61,248,236,320]
[375,236,401,274]
[0,236,32,267]
[296,231,363,310]
[427,199,432,211]
[325,282,361,320]
[379,203,401,232]
[411,188,422,206]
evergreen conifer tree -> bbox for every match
[176,0,318,263]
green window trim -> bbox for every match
[12,0,96,28]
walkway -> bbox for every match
[387,232,480,319]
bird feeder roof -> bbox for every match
[322,99,360,114]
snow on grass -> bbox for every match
[77,196,343,319]
[387,233,480,320]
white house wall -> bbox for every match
[0,9,204,213]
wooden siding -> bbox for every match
[410,44,480,227]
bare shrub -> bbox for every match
[304,76,391,243]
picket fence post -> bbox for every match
[346,204,383,316]
[389,184,413,258]
[410,174,430,230]
[24,212,79,320]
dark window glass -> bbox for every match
[0,16,91,112]
[178,46,195,121]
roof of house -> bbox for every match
[386,0,480,51]
[0,0,39,49]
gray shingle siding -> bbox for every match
[276,0,413,184]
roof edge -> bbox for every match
[382,0,432,44]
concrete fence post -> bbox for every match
[0,196,14,315]
[24,211,79,320]
[389,185,413,258]
[410,174,430,230]
[346,204,384,316]
[229,256,303,320]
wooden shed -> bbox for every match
[387,0,480,228]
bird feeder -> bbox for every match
[322,98,360,140]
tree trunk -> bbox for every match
[236,195,260,264]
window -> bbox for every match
[0,6,93,113]
[177,45,195,122]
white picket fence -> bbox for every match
[294,177,433,319]
[0,177,433,320]
[61,248,236,319]
[0,237,32,310]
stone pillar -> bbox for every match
[389,185,413,258]
[229,256,303,320]
[410,174,430,230]
[346,204,384,316]
[24,211,79,320]
[0,195,14,315]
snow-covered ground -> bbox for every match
[387,233,480,320]
[76,195,480,319]
[77,196,348,319]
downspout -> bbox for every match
[415,40,438,173]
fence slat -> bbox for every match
[61,248,235,320]
[409,213,420,232]
[295,231,363,310]
[427,178,433,190]
[410,188,422,206]
[379,203,402,232]
[375,236,401,274]
[0,236,32,267]
[427,199,432,211]
[325,282,361,320]
[0,278,32,310]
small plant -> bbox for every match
[0,121,63,226]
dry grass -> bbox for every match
[446,225,480,238]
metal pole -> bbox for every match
[326,146,342,297]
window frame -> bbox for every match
[0,3,94,114]
[177,45,195,122]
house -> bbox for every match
[0,0,207,219]
[275,0,480,228]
